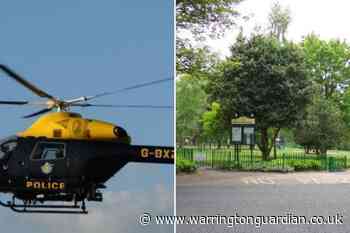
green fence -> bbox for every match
[177,148,347,172]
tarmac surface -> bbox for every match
[177,169,350,233]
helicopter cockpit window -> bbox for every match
[0,137,18,159]
[31,142,66,160]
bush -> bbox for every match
[176,159,197,173]
[218,161,293,172]
[288,159,322,171]
[241,162,294,173]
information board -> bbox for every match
[232,126,242,144]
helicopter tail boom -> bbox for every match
[127,145,174,164]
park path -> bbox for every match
[177,169,350,186]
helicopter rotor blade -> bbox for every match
[0,64,173,117]
[72,103,173,109]
[22,108,53,119]
[0,64,55,99]
[0,100,51,106]
[0,100,29,105]
[80,77,173,102]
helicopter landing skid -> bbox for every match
[0,196,88,214]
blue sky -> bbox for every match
[0,1,173,232]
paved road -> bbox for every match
[177,169,350,233]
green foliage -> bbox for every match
[176,0,243,38]
[208,34,311,159]
[201,102,228,147]
[176,0,243,74]
[302,34,350,100]
[339,90,350,150]
[177,147,348,172]
[240,162,294,172]
[294,97,346,155]
[176,75,208,146]
[176,45,219,76]
[176,158,197,173]
[279,128,296,147]
[296,35,350,152]
[341,89,350,128]
[288,160,322,171]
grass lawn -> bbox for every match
[280,147,350,158]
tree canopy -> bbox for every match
[302,34,350,100]
[176,0,244,75]
[294,97,345,155]
[208,35,311,159]
[176,44,219,77]
[176,75,207,146]
[176,0,243,38]
[201,102,227,147]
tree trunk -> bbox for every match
[258,128,281,161]
[258,128,270,160]
[320,146,327,156]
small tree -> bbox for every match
[201,102,228,148]
[176,75,207,147]
[208,35,311,160]
[294,97,345,155]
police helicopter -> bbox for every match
[0,64,174,214]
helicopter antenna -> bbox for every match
[0,64,173,118]
[83,77,173,101]
[72,104,173,109]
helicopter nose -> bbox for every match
[86,121,130,143]
[112,127,131,144]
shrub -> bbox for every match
[176,159,197,173]
[288,159,322,171]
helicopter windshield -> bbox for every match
[0,136,18,159]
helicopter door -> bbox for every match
[29,142,67,179]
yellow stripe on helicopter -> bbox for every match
[17,112,131,143]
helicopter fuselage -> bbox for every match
[0,136,173,213]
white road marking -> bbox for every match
[242,177,275,185]
[242,174,350,185]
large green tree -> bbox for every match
[176,75,207,146]
[302,34,350,100]
[208,35,311,159]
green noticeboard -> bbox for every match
[231,116,256,145]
